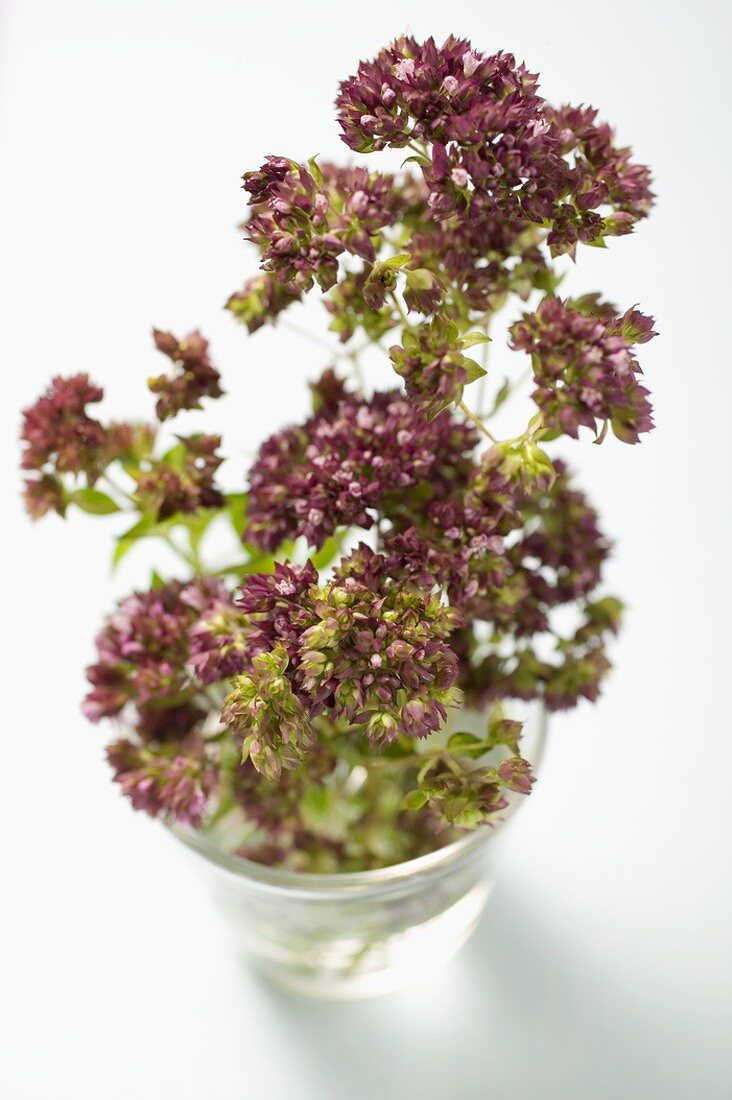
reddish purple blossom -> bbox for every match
[336,37,653,253]
[403,267,443,314]
[226,273,302,333]
[408,211,556,314]
[134,702,206,744]
[101,421,157,465]
[23,474,66,520]
[223,645,314,780]
[337,37,561,224]
[106,739,215,826]
[336,36,542,154]
[384,502,508,615]
[324,269,397,343]
[83,577,232,721]
[389,314,487,419]
[188,605,252,684]
[235,561,319,656]
[510,460,610,606]
[134,434,224,518]
[21,374,106,478]
[243,160,398,292]
[295,571,461,742]
[244,384,477,550]
[510,297,658,442]
[225,558,462,774]
[545,104,654,238]
[497,756,536,794]
[148,329,223,421]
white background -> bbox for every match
[2,1,731,1097]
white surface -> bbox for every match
[1,1,731,1097]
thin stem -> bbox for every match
[281,320,342,358]
[347,352,366,394]
[101,471,135,505]
[162,531,197,571]
[406,139,428,159]
[389,291,412,329]
[458,400,498,444]
[475,321,492,414]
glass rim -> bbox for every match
[169,705,547,894]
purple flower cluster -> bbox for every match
[23,473,66,520]
[389,314,486,420]
[336,36,653,253]
[545,104,654,245]
[188,604,253,685]
[451,463,621,713]
[135,434,225,518]
[384,501,508,615]
[296,573,460,742]
[244,383,477,550]
[226,273,302,333]
[409,214,555,314]
[21,374,106,480]
[148,329,223,421]
[336,36,541,156]
[106,739,215,826]
[222,559,461,776]
[243,158,397,292]
[510,297,658,442]
[510,460,610,606]
[222,645,314,780]
[83,577,236,722]
[324,269,398,343]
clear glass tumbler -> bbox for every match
[171,702,546,999]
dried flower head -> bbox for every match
[148,329,223,421]
[21,374,106,478]
[389,314,487,419]
[244,382,477,549]
[107,739,215,826]
[134,434,224,518]
[83,577,233,721]
[510,296,658,442]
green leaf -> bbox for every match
[226,492,248,537]
[447,732,487,758]
[487,378,511,417]
[382,253,411,270]
[300,783,333,824]
[463,358,488,385]
[214,553,276,579]
[69,488,120,515]
[311,535,343,570]
[592,419,610,446]
[184,508,218,551]
[460,331,491,350]
[119,455,140,476]
[401,789,429,811]
[111,513,177,570]
[307,155,324,188]
[451,806,486,829]
[161,441,186,473]
[400,153,432,169]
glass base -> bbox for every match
[172,701,546,999]
[247,881,491,1000]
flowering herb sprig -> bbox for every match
[20,35,656,871]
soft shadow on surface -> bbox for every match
[246,876,724,1100]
